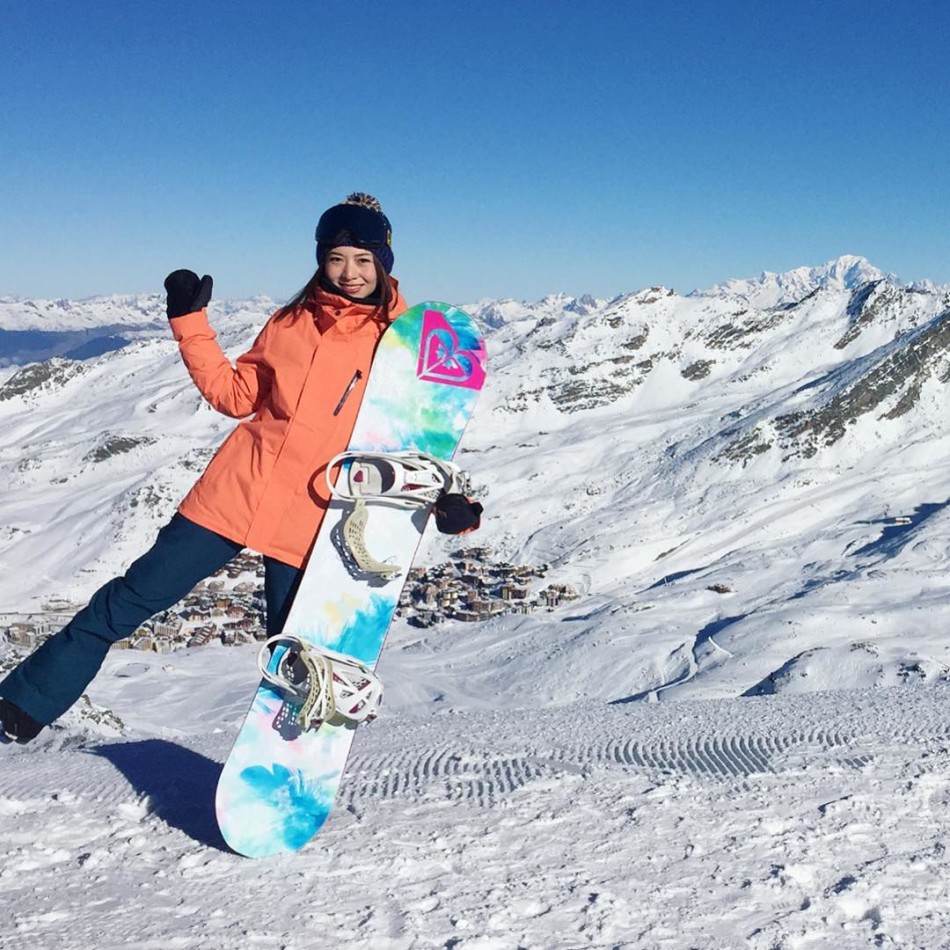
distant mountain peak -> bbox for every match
[694,255,895,308]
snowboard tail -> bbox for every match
[215,302,486,857]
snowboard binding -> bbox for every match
[258,634,383,731]
[326,451,470,579]
[328,450,469,507]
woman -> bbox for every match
[0,193,479,744]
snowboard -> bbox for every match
[215,301,486,857]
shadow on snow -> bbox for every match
[849,499,950,560]
[90,739,229,852]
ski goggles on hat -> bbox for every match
[315,204,392,249]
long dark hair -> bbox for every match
[275,258,394,323]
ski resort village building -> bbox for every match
[2,547,579,659]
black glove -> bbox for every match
[434,493,483,535]
[164,269,213,319]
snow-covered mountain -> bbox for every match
[694,254,895,309]
[3,255,950,945]
[0,294,278,365]
[1,255,948,703]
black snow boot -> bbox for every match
[0,698,44,744]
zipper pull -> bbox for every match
[333,370,363,416]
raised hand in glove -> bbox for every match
[164,269,213,319]
[434,493,483,535]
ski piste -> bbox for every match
[215,301,486,857]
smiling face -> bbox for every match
[323,246,379,299]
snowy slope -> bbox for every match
[3,648,950,948]
[1,256,950,947]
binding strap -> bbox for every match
[258,635,383,729]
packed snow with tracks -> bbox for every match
[3,646,950,948]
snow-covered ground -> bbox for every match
[3,646,950,948]
[2,256,950,947]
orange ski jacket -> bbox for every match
[170,281,408,568]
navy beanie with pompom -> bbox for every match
[315,193,394,274]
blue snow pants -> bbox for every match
[0,514,302,725]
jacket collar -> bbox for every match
[308,277,404,333]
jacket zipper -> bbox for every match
[333,370,363,416]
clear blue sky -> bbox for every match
[1,0,948,304]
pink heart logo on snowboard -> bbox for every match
[416,309,486,390]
